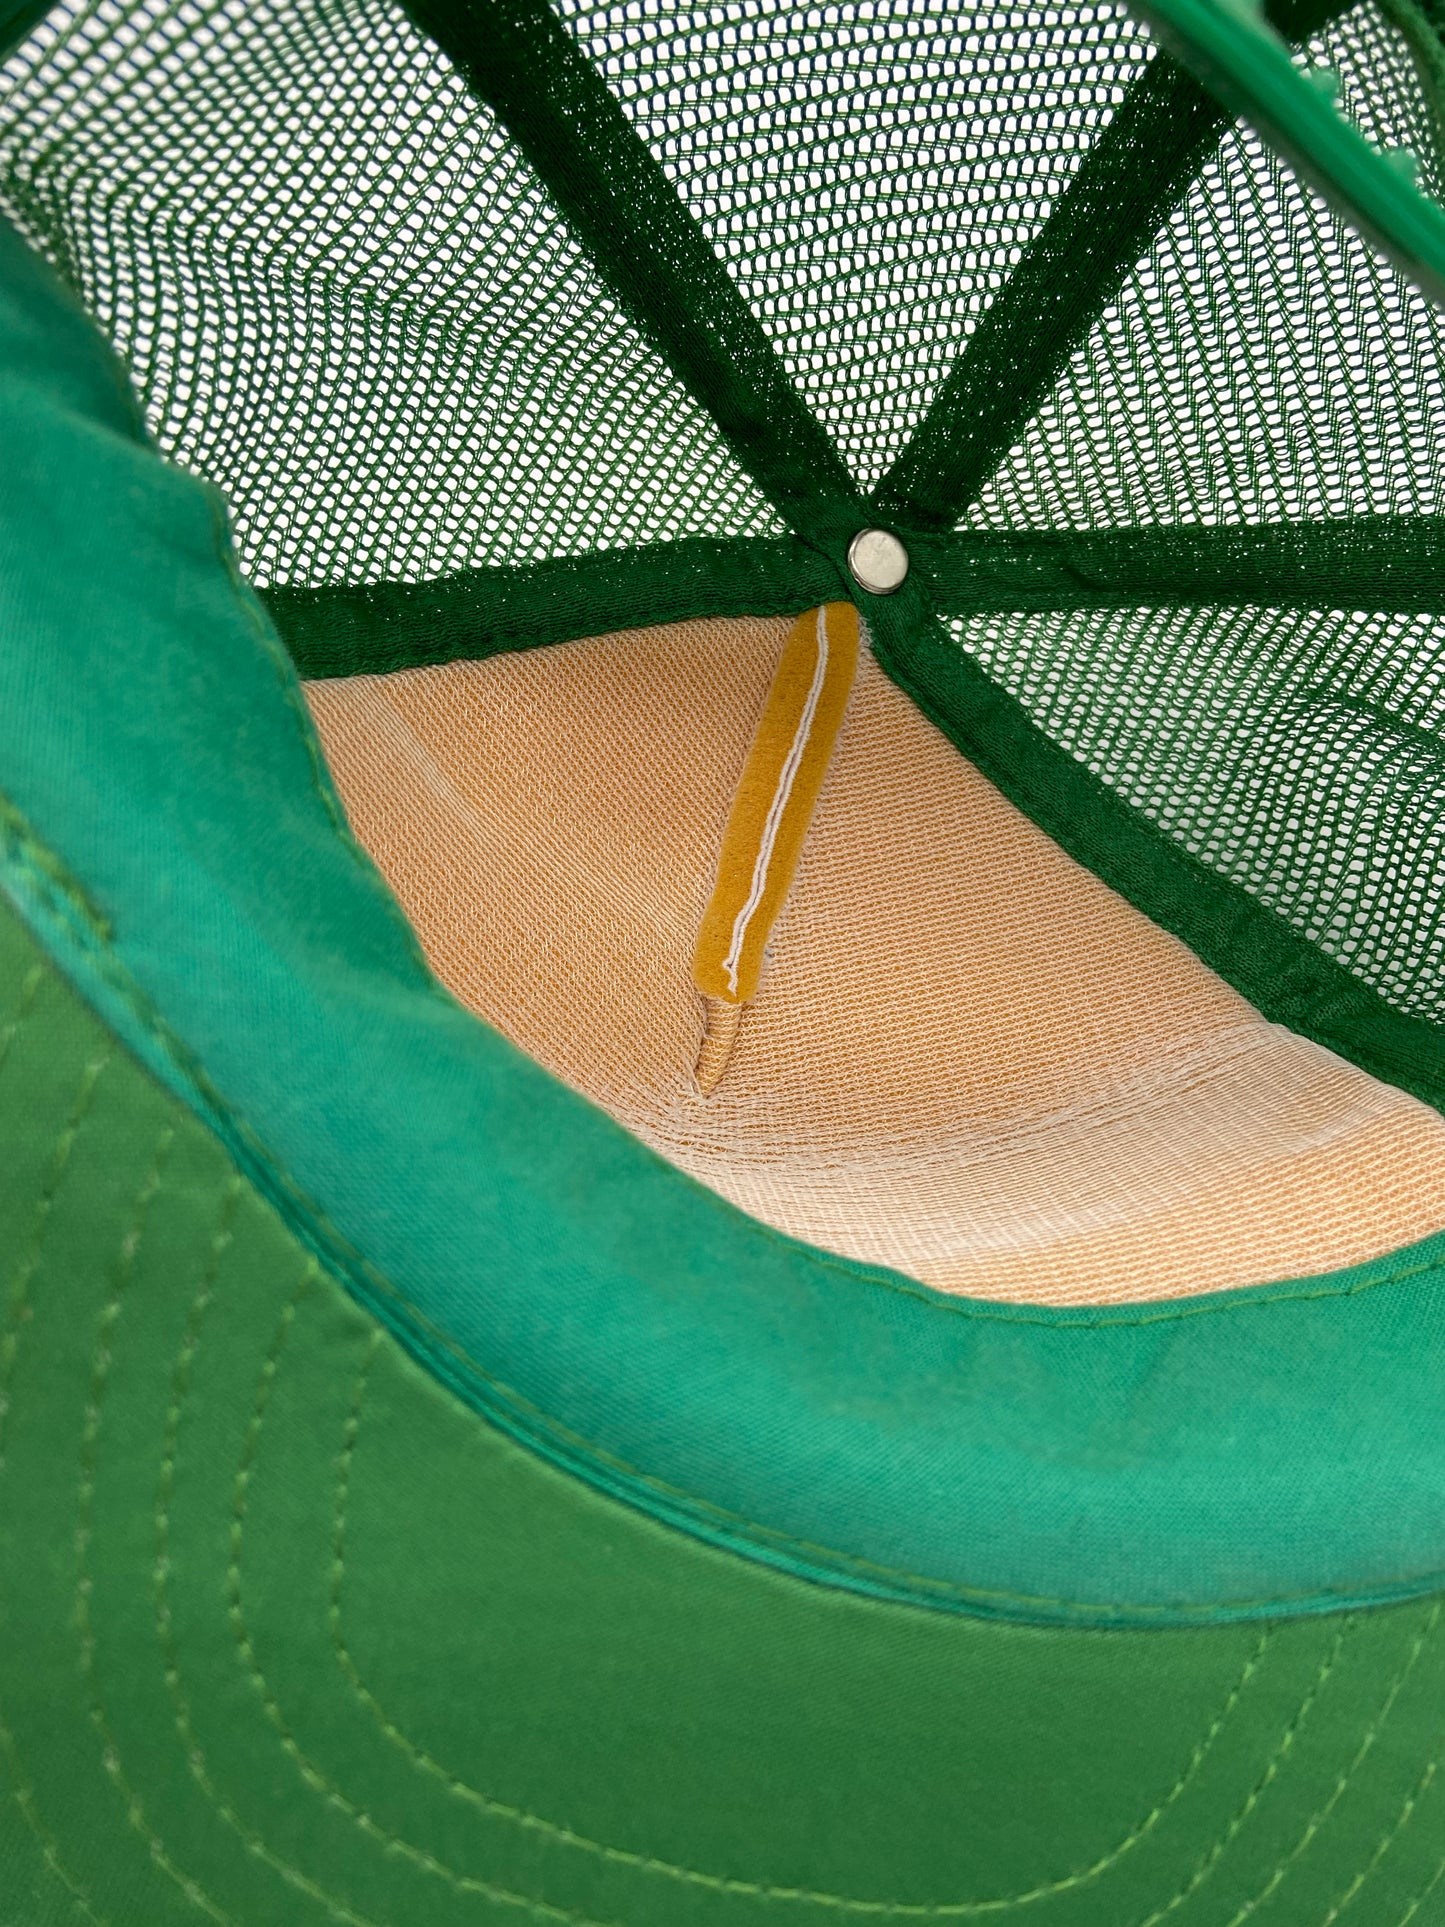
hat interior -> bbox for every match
[5,0,1445,1310]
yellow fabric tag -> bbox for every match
[693,601,860,1006]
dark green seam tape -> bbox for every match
[265,517,1445,679]
[0,0,49,60]
[266,537,840,680]
[916,515,1445,614]
[871,0,1353,530]
[399,0,866,559]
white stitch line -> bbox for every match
[722,604,831,996]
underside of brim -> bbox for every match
[3,903,1445,1927]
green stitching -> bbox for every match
[205,1260,627,1927]
[154,1174,242,1684]
[0,1053,110,1479]
[1237,1603,1444,1927]
[0,955,43,1076]
[327,1331,1275,1917]
[0,1049,115,1927]
[161,1240,537,1927]
[71,1121,227,1925]
[1227,1607,1439,1923]
[155,1252,418,1927]
[0,791,111,949]
[1392,1850,1445,1927]
[1133,1618,1358,1927]
[160,1257,399,1927]
[0,1729,110,1927]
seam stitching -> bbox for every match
[202,1262,620,1926]
[1,1772,109,1927]
[722,603,831,993]
[1391,1849,1445,1926]
[1,1050,111,1479]
[71,1121,230,1924]
[161,1255,400,1927]
[0,1032,113,1927]
[324,1333,1273,1915]
[1246,1605,1444,1927]
[154,1252,426,1927]
[1225,1595,1441,1927]
[1134,1618,1358,1927]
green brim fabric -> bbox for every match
[4,900,1445,1927]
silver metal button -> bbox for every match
[847,527,909,596]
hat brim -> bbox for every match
[4,901,1445,1927]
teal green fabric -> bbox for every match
[1134,0,1445,306]
[5,211,1445,1626]
[5,899,1445,1927]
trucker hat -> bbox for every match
[4,0,1445,1920]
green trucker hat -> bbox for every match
[6,0,1445,1920]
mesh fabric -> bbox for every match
[556,0,1153,490]
[0,0,782,585]
[3,0,1445,1167]
[967,105,1445,530]
[956,601,1445,1020]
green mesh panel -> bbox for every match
[0,0,783,585]
[554,0,1154,491]
[967,6,1445,529]
[3,0,1445,1111]
[954,603,1445,1019]
[927,1,1445,1030]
